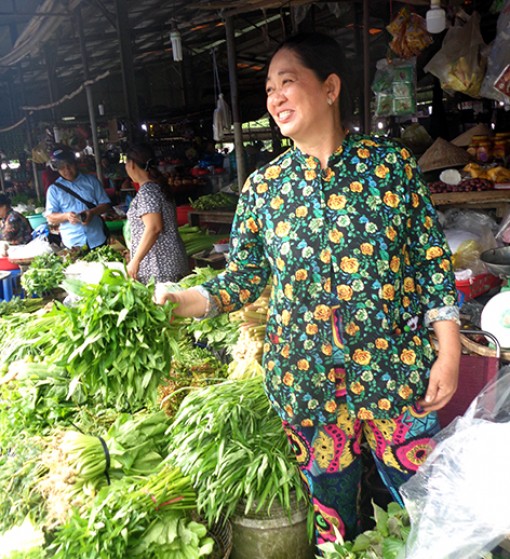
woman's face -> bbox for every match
[266,48,331,145]
[0,205,7,219]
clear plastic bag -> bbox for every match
[424,11,487,98]
[400,367,510,559]
[480,0,510,102]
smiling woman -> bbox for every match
[155,31,461,551]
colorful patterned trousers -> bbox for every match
[282,369,440,544]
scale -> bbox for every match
[480,247,510,349]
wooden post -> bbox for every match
[225,16,246,189]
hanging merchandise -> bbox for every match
[211,49,232,142]
[372,58,417,117]
[424,11,487,98]
[386,7,433,59]
[480,0,510,102]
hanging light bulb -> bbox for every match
[170,25,182,62]
[426,0,446,34]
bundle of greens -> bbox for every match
[80,244,125,263]
[21,253,67,297]
[317,503,410,559]
[178,225,226,257]
[47,467,208,559]
[0,361,85,437]
[0,433,47,534]
[0,296,45,316]
[167,377,307,526]
[190,192,238,211]
[35,410,171,528]
[1,270,181,412]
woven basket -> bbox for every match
[209,519,233,559]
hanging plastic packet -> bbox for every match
[372,58,417,117]
[387,7,432,59]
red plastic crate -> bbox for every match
[456,273,502,301]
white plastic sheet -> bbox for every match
[400,367,510,559]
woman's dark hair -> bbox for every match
[270,32,352,126]
[0,193,11,207]
[125,143,173,202]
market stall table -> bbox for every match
[431,189,510,217]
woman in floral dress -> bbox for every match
[157,33,460,545]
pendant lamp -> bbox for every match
[426,0,446,34]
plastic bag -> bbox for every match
[386,8,432,59]
[480,0,510,102]
[372,58,417,117]
[443,209,497,273]
[424,11,487,98]
[7,237,54,260]
[400,367,510,559]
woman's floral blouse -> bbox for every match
[0,209,32,245]
[203,133,458,426]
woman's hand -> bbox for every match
[419,320,461,412]
[126,259,140,280]
[155,287,209,318]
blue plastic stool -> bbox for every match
[0,269,22,302]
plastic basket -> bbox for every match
[456,273,501,302]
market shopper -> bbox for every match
[0,193,32,245]
[45,147,112,250]
[156,33,461,546]
[124,143,189,284]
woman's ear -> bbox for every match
[325,73,342,104]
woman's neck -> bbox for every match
[295,124,346,169]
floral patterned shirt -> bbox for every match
[203,133,458,426]
[0,209,32,245]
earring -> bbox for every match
[327,97,333,106]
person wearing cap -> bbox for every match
[0,193,32,246]
[45,147,112,249]
[124,143,189,284]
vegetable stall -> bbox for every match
[0,253,314,559]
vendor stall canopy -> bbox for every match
[0,0,499,135]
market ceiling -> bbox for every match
[0,0,497,139]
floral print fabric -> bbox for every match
[203,133,458,426]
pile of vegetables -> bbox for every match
[167,377,307,526]
[47,466,208,559]
[0,296,45,316]
[178,224,226,256]
[1,270,181,411]
[317,503,410,559]
[190,192,238,211]
[35,410,173,528]
[21,252,67,297]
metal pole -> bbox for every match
[0,167,5,193]
[25,112,42,201]
[76,7,104,185]
[17,64,42,201]
[225,16,246,189]
[114,0,140,143]
[362,0,371,134]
